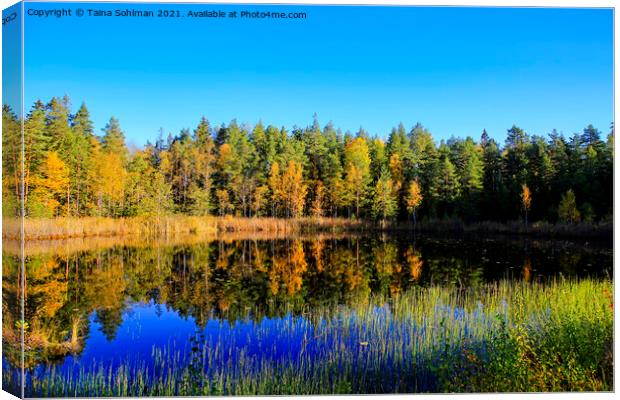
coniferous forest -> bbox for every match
[2,96,614,226]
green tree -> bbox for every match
[428,143,460,216]
[101,117,128,162]
[188,117,214,216]
[2,105,21,216]
[45,96,72,152]
[408,123,436,183]
[23,101,49,211]
[68,102,95,216]
[526,136,554,220]
[558,189,580,224]
[504,125,530,214]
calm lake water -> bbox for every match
[2,234,613,395]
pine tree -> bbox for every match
[45,97,72,152]
[24,101,48,210]
[101,117,128,162]
[69,102,95,215]
[188,117,214,215]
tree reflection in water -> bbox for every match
[2,234,611,376]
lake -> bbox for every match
[2,233,613,396]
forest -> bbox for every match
[2,96,614,226]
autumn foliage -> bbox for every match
[2,99,613,226]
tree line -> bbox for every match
[2,96,614,224]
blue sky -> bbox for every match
[19,3,613,147]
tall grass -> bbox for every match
[3,216,611,241]
[4,278,612,396]
[3,216,368,240]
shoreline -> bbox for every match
[2,216,612,242]
[2,216,369,241]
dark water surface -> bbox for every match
[2,234,612,394]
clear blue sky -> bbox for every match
[20,3,613,147]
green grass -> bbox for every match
[3,278,613,396]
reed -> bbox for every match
[4,278,612,396]
[2,216,369,241]
[4,215,611,242]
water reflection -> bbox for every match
[2,234,612,376]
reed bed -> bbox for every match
[3,216,368,241]
[3,216,611,242]
[4,278,613,396]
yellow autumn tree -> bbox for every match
[31,151,70,217]
[252,185,268,217]
[311,181,325,218]
[286,241,308,295]
[280,160,307,218]
[388,153,404,191]
[311,239,324,273]
[344,137,371,218]
[88,138,126,217]
[216,189,232,216]
[329,175,347,217]
[99,153,126,217]
[216,143,233,171]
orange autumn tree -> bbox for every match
[405,246,424,281]
[406,180,423,228]
[521,183,532,226]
